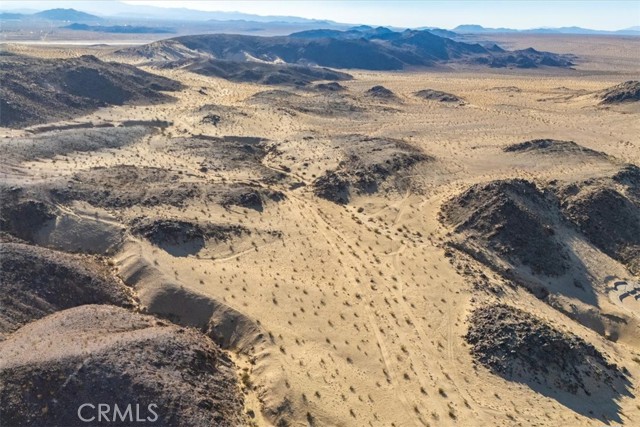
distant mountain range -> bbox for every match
[288,26,395,40]
[63,23,175,34]
[0,6,637,37]
[453,24,640,36]
[0,7,637,39]
[0,5,337,24]
[291,25,463,41]
[0,8,102,22]
[0,7,351,38]
[119,27,574,71]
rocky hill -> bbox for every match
[466,304,629,396]
[441,179,570,277]
[0,305,246,427]
[118,28,574,71]
[599,80,640,104]
[0,243,135,338]
[31,8,102,22]
[176,58,351,85]
[0,53,182,128]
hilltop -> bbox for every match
[0,53,182,127]
[32,8,102,22]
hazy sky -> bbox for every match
[121,1,640,30]
[2,1,639,30]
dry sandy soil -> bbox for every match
[1,35,639,427]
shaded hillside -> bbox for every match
[466,304,630,422]
[52,164,283,211]
[441,165,640,290]
[504,139,608,158]
[599,80,640,104]
[289,26,396,40]
[313,135,432,204]
[114,39,208,62]
[415,89,463,102]
[314,81,347,92]
[172,58,351,85]
[553,168,640,274]
[366,85,398,100]
[0,53,182,128]
[130,218,248,256]
[441,179,570,277]
[0,242,135,338]
[467,304,626,394]
[0,126,153,162]
[118,28,574,71]
[0,305,246,427]
[0,180,126,255]
[123,34,409,70]
[248,89,367,117]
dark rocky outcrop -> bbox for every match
[599,80,640,104]
[1,126,153,163]
[414,89,462,102]
[503,139,608,158]
[177,58,352,86]
[554,173,640,274]
[366,85,397,99]
[130,218,248,256]
[313,136,431,204]
[466,304,628,397]
[53,165,190,209]
[0,305,246,427]
[0,242,135,338]
[220,187,284,211]
[441,179,569,276]
[0,196,56,243]
[613,164,640,200]
[313,82,347,92]
[249,89,364,117]
[0,54,182,128]
[313,171,351,204]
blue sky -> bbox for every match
[2,1,639,30]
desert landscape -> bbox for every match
[1,5,640,427]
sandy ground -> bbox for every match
[1,35,639,427]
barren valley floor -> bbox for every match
[1,35,639,427]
